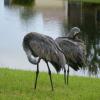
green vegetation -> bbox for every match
[0,68,100,100]
[82,0,100,3]
[12,0,35,6]
[70,0,100,3]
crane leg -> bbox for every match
[46,62,54,91]
[34,59,41,89]
[64,67,66,85]
[67,65,69,85]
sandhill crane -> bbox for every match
[55,27,86,85]
[23,32,66,90]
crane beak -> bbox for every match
[74,32,78,36]
[74,30,81,37]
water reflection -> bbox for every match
[4,0,35,6]
[1,0,65,73]
[67,0,100,76]
[4,0,36,23]
[1,0,100,76]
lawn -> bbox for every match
[0,68,100,100]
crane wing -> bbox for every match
[29,35,59,62]
[55,37,85,70]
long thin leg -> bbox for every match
[46,61,54,91]
[34,59,41,89]
[64,67,66,85]
[67,65,69,85]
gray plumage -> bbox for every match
[55,27,86,84]
[56,37,86,70]
[23,32,66,90]
[66,27,81,39]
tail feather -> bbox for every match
[50,61,61,73]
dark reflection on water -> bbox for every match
[12,0,35,6]
[67,0,100,76]
[4,0,36,23]
[4,0,35,6]
[1,0,100,76]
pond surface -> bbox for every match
[0,0,100,77]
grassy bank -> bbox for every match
[0,68,100,100]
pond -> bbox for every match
[0,0,100,77]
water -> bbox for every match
[0,0,100,77]
[0,0,66,73]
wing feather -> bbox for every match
[55,37,85,70]
[29,34,59,62]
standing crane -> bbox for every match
[22,32,66,90]
[55,27,86,85]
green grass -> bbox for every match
[0,68,100,100]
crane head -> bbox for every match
[70,27,80,37]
